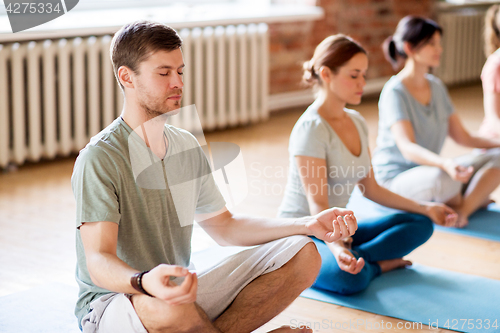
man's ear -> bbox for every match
[118,66,134,89]
[319,66,332,84]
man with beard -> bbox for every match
[71,20,357,333]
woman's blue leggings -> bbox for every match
[311,213,433,295]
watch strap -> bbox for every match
[131,270,153,297]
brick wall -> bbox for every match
[269,0,436,95]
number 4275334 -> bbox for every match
[444,319,498,330]
[5,2,62,14]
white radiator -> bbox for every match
[436,9,486,85]
[0,23,269,168]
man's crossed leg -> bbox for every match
[84,236,320,333]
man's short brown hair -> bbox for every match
[110,20,183,90]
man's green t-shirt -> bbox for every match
[71,117,226,324]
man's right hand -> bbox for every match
[141,264,198,305]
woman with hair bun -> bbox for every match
[479,5,500,138]
[373,16,500,228]
[277,34,456,295]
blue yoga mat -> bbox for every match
[301,264,500,333]
[192,246,500,333]
[347,188,500,242]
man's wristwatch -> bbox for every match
[131,270,154,297]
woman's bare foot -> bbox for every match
[480,198,495,209]
[451,206,469,228]
[378,258,412,273]
[454,214,469,228]
[453,196,494,228]
[268,325,313,333]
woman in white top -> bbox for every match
[372,16,500,228]
[479,5,500,139]
[278,35,456,294]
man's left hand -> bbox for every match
[306,208,358,242]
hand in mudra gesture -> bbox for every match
[307,208,358,243]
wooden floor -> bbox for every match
[1,83,499,332]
